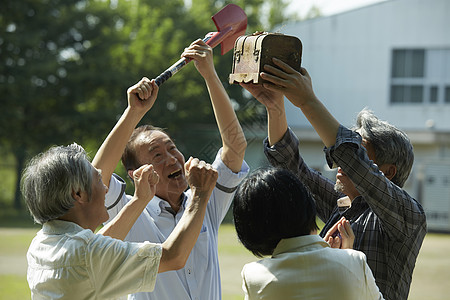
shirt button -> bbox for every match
[187,268,191,275]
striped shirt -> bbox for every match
[264,126,427,300]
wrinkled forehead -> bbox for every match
[135,130,174,148]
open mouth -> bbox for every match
[168,169,182,179]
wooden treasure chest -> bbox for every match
[229,32,302,85]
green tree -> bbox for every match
[0,0,301,210]
[0,0,127,209]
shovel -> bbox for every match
[154,4,247,86]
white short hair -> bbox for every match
[354,109,414,187]
[21,143,93,224]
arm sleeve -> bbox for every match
[104,174,130,223]
[208,148,250,229]
[325,125,426,240]
[361,253,385,300]
[241,265,251,300]
[263,128,343,222]
[87,235,162,299]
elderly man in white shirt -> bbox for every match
[24,79,218,299]
[93,40,249,300]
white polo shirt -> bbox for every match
[105,148,249,300]
[27,220,162,300]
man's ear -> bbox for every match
[72,189,88,204]
[381,164,397,181]
[127,170,135,182]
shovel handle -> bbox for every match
[155,35,215,87]
[154,70,172,86]
[155,57,190,86]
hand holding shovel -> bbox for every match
[154,4,247,86]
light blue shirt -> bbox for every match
[105,148,250,300]
[27,220,162,300]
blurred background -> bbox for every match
[1,0,449,299]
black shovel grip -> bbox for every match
[154,57,189,87]
[155,70,172,86]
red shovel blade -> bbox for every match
[211,4,247,55]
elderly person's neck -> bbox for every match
[162,192,185,213]
[57,207,98,232]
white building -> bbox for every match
[243,0,450,231]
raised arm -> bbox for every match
[261,59,426,239]
[239,83,287,146]
[158,157,218,273]
[182,39,246,172]
[260,58,340,148]
[92,78,159,187]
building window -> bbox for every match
[391,49,425,78]
[390,49,450,104]
[429,86,438,103]
[391,85,423,103]
[446,86,450,103]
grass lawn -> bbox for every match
[0,228,38,300]
[1,224,449,299]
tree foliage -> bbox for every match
[1,0,127,208]
[0,0,299,209]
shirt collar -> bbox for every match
[273,235,329,257]
[147,192,188,216]
[341,195,369,219]
[42,220,84,235]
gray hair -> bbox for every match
[21,143,93,224]
[354,109,414,187]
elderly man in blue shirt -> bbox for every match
[93,39,249,300]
